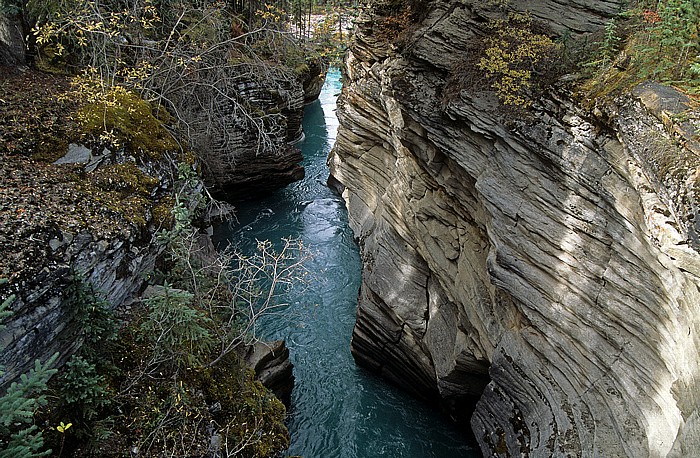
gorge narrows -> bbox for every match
[214,70,478,457]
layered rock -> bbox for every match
[0,151,174,387]
[300,56,329,104]
[241,340,295,406]
[198,60,326,201]
[195,70,306,201]
[329,1,700,456]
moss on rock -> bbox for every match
[151,196,177,230]
[192,353,290,458]
[77,90,180,160]
[65,162,161,228]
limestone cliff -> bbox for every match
[328,1,700,456]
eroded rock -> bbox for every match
[329,1,700,456]
[241,340,294,406]
[198,61,327,201]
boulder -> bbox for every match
[242,340,295,406]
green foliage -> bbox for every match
[582,16,625,71]
[38,178,302,454]
[44,277,118,446]
[0,279,57,458]
[58,356,110,422]
[99,197,302,455]
[194,358,289,457]
[0,0,21,16]
[65,277,118,358]
[141,285,214,369]
[633,0,700,87]
[0,356,58,429]
[0,280,14,324]
[601,18,622,68]
[0,355,58,458]
[312,13,349,64]
[581,0,700,105]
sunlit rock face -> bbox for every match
[328,0,700,456]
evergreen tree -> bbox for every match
[0,280,58,457]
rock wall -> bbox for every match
[300,56,329,104]
[0,11,25,66]
[195,71,305,201]
[199,61,326,201]
[0,151,174,387]
[328,1,700,456]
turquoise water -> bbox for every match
[213,69,478,457]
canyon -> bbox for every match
[328,0,700,456]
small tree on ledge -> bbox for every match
[477,11,561,107]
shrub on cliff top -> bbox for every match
[28,0,314,166]
[477,11,561,107]
[441,1,563,109]
[372,0,425,43]
[579,0,699,106]
[631,0,699,90]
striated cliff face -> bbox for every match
[201,61,326,201]
[196,71,306,200]
[328,1,700,456]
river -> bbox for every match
[213,69,478,457]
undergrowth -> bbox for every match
[36,172,302,456]
[580,0,700,103]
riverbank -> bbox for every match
[0,63,308,458]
